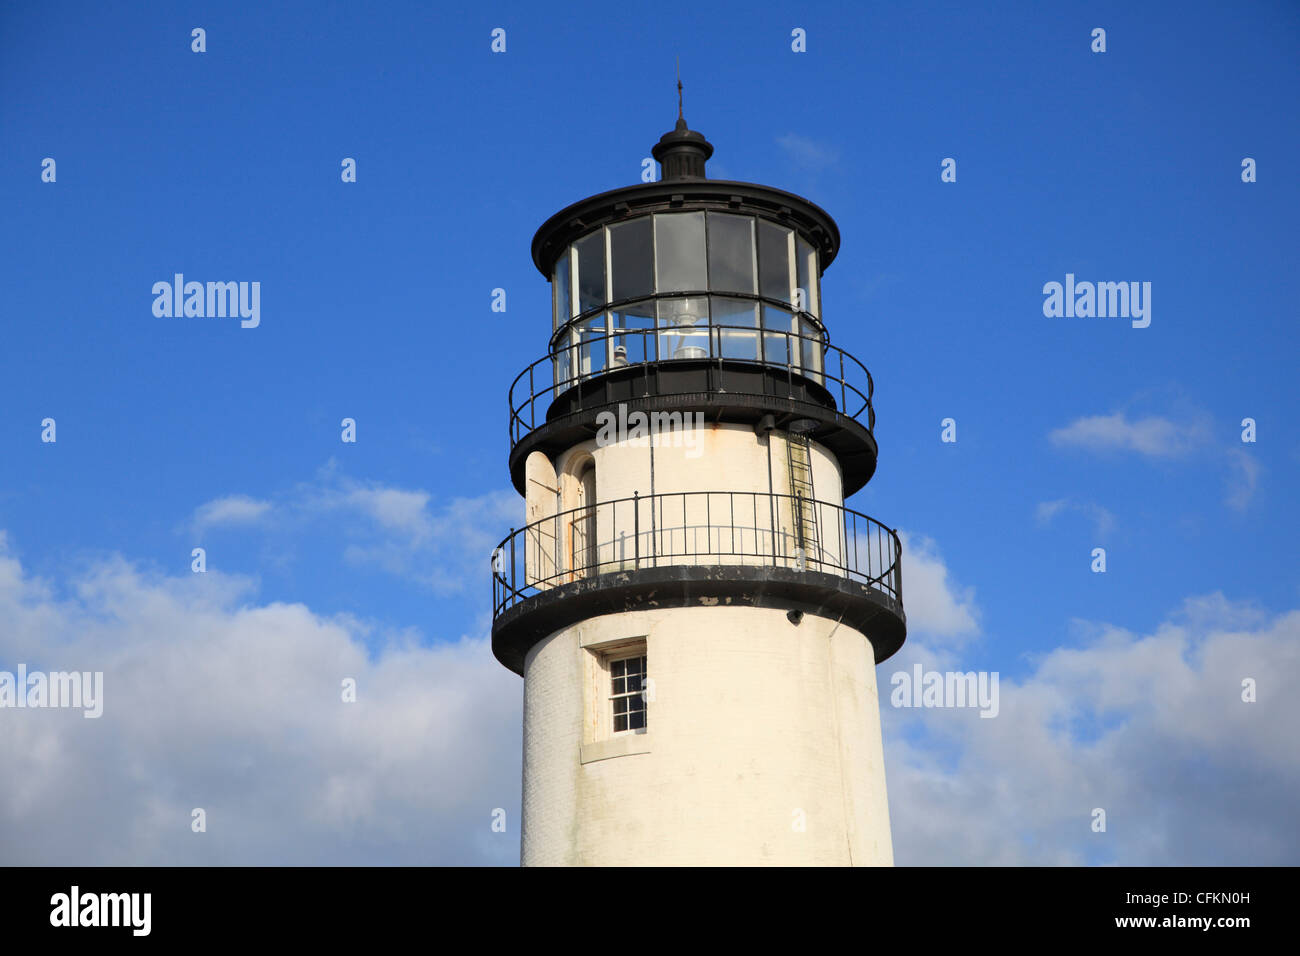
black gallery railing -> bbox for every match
[508,325,875,449]
[491,490,902,620]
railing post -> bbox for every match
[715,329,724,394]
[650,490,657,568]
[786,331,794,398]
[840,504,849,578]
[508,528,516,605]
[767,491,777,564]
[839,350,846,413]
[873,522,881,583]
[682,493,687,560]
[893,529,903,604]
[633,491,640,570]
[706,493,712,556]
[553,512,560,586]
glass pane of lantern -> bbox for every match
[795,236,818,316]
[706,213,756,294]
[575,231,606,315]
[611,299,656,365]
[579,313,609,378]
[654,212,707,293]
[553,347,571,387]
[762,304,794,366]
[710,296,760,361]
[758,220,792,304]
[552,251,571,329]
[610,218,654,301]
[658,297,709,360]
[798,318,825,384]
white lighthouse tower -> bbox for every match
[491,107,906,866]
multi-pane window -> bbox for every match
[610,655,647,733]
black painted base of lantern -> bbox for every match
[507,360,879,497]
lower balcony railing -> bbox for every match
[491,489,902,620]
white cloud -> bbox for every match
[896,531,979,643]
[207,467,522,597]
[1036,500,1068,523]
[1048,412,1207,458]
[343,486,434,538]
[0,537,521,865]
[1035,498,1116,537]
[312,481,519,595]
[6,522,1294,866]
[1225,448,1261,511]
[884,592,1300,865]
[191,495,272,533]
[776,133,839,171]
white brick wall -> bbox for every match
[520,604,894,866]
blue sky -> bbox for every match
[1,0,1297,865]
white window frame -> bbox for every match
[578,634,651,764]
[607,653,647,736]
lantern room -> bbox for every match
[548,210,826,384]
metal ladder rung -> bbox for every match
[785,431,821,561]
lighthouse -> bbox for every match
[491,105,906,866]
